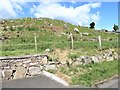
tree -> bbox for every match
[113,24,119,31]
[90,22,95,29]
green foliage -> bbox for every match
[48,56,58,61]
[59,60,118,87]
[47,69,56,74]
[90,22,95,29]
[70,60,118,87]
[113,24,119,31]
[68,53,79,60]
[1,18,118,56]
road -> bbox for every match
[96,77,119,88]
[2,75,66,88]
[2,75,119,88]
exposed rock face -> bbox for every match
[29,66,41,76]
[14,66,26,79]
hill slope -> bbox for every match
[0,17,118,57]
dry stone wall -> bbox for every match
[0,50,118,81]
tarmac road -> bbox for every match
[96,77,119,88]
[2,75,119,88]
[2,75,66,88]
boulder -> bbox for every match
[14,66,27,79]
[91,56,99,63]
[29,67,41,76]
[64,24,68,29]
[82,33,90,36]
[74,27,79,33]
[45,48,50,52]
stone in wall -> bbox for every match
[113,52,118,60]
[44,64,57,70]
[29,62,39,66]
[84,57,92,65]
[15,61,23,67]
[72,60,81,66]
[2,69,12,80]
[40,57,48,65]
[80,56,91,65]
[106,57,114,61]
[1,62,8,67]
[14,66,27,79]
[22,59,31,64]
[97,55,104,61]
[91,56,99,63]
[29,66,41,76]
[10,63,16,70]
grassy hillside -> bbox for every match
[0,17,118,87]
[0,17,118,56]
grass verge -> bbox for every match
[58,60,118,87]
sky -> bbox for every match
[0,0,118,30]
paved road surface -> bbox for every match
[96,77,119,88]
[2,75,66,88]
[2,75,119,88]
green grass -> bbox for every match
[59,60,118,87]
[0,18,118,56]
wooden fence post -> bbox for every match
[34,36,37,51]
[98,36,102,50]
[70,33,74,50]
[80,33,82,40]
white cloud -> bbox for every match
[0,0,17,19]
[0,0,25,19]
[31,2,101,26]
[0,0,101,27]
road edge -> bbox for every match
[41,71,69,86]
